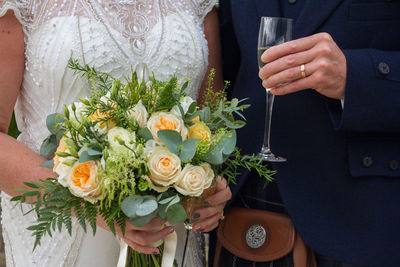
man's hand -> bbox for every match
[259,32,346,100]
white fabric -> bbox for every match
[0,0,217,266]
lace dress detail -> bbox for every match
[0,0,217,266]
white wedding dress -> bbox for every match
[0,0,217,266]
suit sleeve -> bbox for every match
[327,49,400,133]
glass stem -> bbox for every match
[263,89,274,150]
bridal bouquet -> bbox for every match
[12,59,274,267]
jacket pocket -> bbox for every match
[348,137,400,177]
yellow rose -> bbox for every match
[147,147,181,189]
[174,164,207,197]
[188,121,211,142]
[201,163,215,190]
[147,112,188,143]
[66,161,102,203]
[127,100,148,128]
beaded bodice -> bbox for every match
[0,0,217,266]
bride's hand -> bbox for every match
[192,176,232,233]
[98,216,174,255]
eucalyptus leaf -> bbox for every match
[177,103,185,118]
[165,195,181,211]
[204,147,224,165]
[158,195,176,205]
[130,211,157,228]
[40,160,54,169]
[136,198,158,216]
[79,151,101,163]
[157,130,182,155]
[46,113,66,135]
[157,204,168,220]
[121,195,143,217]
[180,139,198,163]
[138,128,153,141]
[87,147,103,156]
[186,110,202,121]
[220,130,237,155]
[40,135,58,159]
[166,204,187,225]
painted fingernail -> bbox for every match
[204,201,210,205]
[168,227,175,234]
[153,251,158,255]
[193,213,200,219]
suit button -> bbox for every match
[362,156,373,168]
[288,0,297,3]
[378,62,390,75]
[389,160,398,171]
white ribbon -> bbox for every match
[116,229,178,267]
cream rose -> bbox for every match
[170,96,195,117]
[188,121,211,142]
[147,147,181,188]
[147,112,188,143]
[127,100,148,128]
[107,127,136,151]
[174,164,208,197]
[201,163,215,190]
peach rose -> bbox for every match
[147,112,188,143]
[65,161,102,203]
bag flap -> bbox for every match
[217,207,295,262]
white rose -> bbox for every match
[170,96,195,117]
[147,112,188,143]
[127,100,148,128]
[107,127,136,152]
[147,147,181,188]
[174,164,207,197]
[201,163,215,190]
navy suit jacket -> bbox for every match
[219,0,400,266]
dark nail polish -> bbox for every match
[204,201,210,205]
[193,213,200,219]
[153,251,158,255]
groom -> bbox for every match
[217,0,400,266]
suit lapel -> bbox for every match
[294,0,344,38]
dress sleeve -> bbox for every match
[196,0,218,21]
[0,0,32,27]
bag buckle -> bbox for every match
[246,224,267,248]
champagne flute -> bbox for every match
[257,17,293,162]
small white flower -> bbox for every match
[107,127,136,151]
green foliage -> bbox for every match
[10,178,104,250]
[8,113,20,138]
[218,148,276,186]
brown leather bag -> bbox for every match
[214,207,316,267]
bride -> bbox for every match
[0,1,231,266]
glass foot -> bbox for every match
[258,147,286,162]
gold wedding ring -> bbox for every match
[220,211,225,221]
[300,64,306,78]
